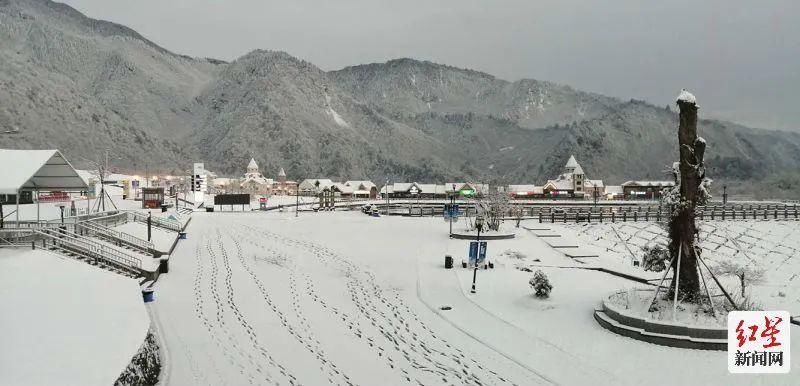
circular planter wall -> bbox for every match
[594,290,726,351]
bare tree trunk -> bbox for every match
[670,98,702,301]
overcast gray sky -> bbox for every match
[62,0,800,132]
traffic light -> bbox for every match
[190,174,196,192]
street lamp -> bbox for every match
[723,185,728,205]
[449,183,456,237]
[470,215,484,294]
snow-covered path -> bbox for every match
[153,213,543,385]
[153,212,799,385]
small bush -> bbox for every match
[642,244,670,272]
[529,270,553,298]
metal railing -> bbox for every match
[126,211,181,232]
[76,221,154,255]
[34,228,143,272]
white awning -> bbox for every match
[0,149,88,194]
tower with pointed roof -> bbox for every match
[277,167,286,183]
[247,158,259,174]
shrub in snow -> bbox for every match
[114,329,161,386]
[529,270,553,298]
[712,260,765,298]
[641,244,670,272]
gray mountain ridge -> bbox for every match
[1,0,799,198]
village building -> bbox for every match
[239,158,273,195]
[604,185,624,200]
[542,155,603,199]
[298,179,335,196]
[508,185,545,199]
[380,182,487,199]
[621,180,675,200]
[344,181,378,199]
[271,168,297,196]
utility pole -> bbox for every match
[295,177,300,217]
[723,185,728,205]
[385,178,390,215]
[470,215,484,294]
[450,184,456,237]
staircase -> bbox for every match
[126,211,182,232]
[33,227,152,279]
[76,220,159,257]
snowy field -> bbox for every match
[549,220,800,316]
[0,248,150,386]
[152,212,799,385]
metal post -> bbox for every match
[646,245,679,314]
[16,190,20,226]
[673,241,683,322]
[147,212,152,242]
[296,180,299,217]
[471,227,480,294]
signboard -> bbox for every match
[443,204,460,221]
[468,241,488,266]
[460,189,475,197]
[214,194,250,206]
[192,162,206,203]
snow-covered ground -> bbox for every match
[152,212,799,385]
[549,220,800,316]
[0,248,150,386]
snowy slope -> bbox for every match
[0,248,149,386]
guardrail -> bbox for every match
[76,221,155,255]
[35,228,143,272]
[537,208,800,223]
[126,211,181,232]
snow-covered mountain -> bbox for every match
[2,0,800,197]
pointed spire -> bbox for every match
[278,167,286,177]
[565,155,579,169]
[247,158,258,170]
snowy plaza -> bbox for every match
[147,210,798,385]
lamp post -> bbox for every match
[470,215,484,294]
[723,185,728,205]
[295,180,300,217]
[449,184,456,237]
[385,178,390,215]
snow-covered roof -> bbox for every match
[572,164,585,175]
[621,181,675,187]
[278,167,286,177]
[331,183,354,194]
[298,179,335,190]
[0,149,88,194]
[586,179,604,188]
[605,185,624,194]
[565,155,580,169]
[344,180,376,190]
[508,185,543,195]
[544,179,573,191]
[676,89,696,104]
[247,158,258,170]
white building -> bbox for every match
[239,158,273,195]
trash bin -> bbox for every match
[161,204,168,213]
[178,232,187,240]
[206,207,214,212]
[158,259,169,274]
[445,255,453,269]
[142,288,155,303]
